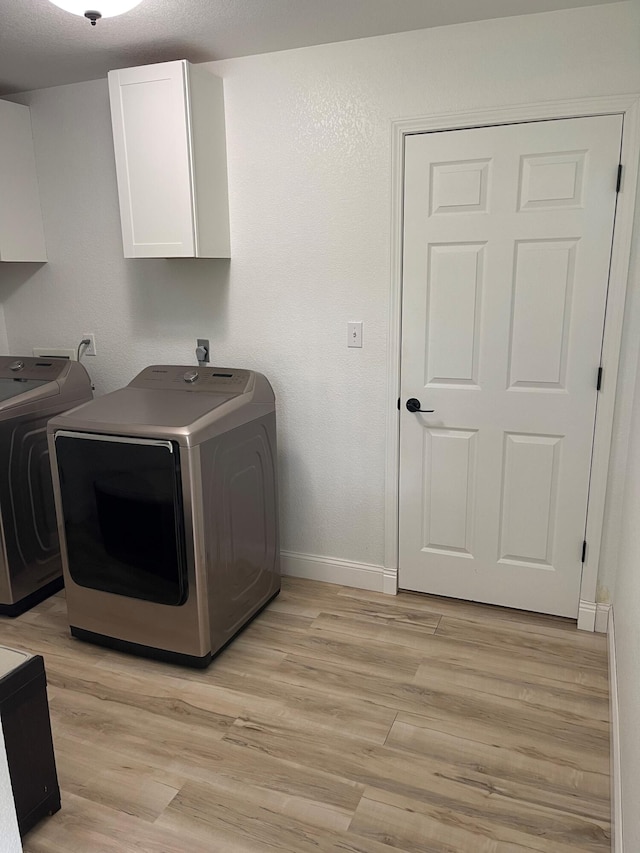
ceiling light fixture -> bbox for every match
[48,0,143,26]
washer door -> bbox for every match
[54,432,188,606]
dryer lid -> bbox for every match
[50,386,237,431]
[47,366,271,444]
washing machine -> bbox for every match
[0,356,93,616]
[47,364,280,667]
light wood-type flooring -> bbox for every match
[3,577,609,852]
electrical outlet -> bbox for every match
[82,334,97,356]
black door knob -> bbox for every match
[406,398,434,413]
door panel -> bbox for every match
[425,243,484,387]
[508,240,576,389]
[422,427,477,555]
[399,115,622,616]
[498,432,561,566]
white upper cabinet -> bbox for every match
[0,100,47,262]
[108,60,230,259]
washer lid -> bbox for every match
[0,355,93,414]
[0,356,70,411]
[0,377,50,403]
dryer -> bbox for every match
[47,365,280,667]
[0,357,93,615]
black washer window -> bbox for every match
[55,434,188,606]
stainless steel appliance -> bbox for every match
[0,357,93,616]
[48,365,280,667]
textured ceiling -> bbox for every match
[0,0,627,96]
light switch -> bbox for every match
[348,321,363,348]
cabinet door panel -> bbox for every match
[108,60,195,258]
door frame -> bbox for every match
[384,94,640,630]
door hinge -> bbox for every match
[616,164,623,193]
[597,366,603,391]
[581,540,587,563]
[397,397,400,410]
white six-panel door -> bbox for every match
[399,115,622,617]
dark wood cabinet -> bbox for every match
[0,649,60,836]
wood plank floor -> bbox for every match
[3,577,609,852]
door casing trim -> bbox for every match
[385,94,640,626]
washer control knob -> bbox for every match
[9,360,25,372]
[183,370,199,384]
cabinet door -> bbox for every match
[108,60,196,258]
[0,101,47,262]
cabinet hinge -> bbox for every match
[581,540,587,563]
[597,366,603,391]
[616,164,623,193]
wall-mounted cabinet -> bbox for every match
[0,100,47,262]
[108,60,230,259]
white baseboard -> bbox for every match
[595,603,611,634]
[609,608,623,853]
[578,599,597,631]
[383,568,398,595]
[578,601,610,633]
[280,550,385,592]
[279,563,610,614]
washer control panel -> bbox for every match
[0,356,68,381]
[131,365,252,395]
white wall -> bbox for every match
[599,165,640,605]
[0,305,8,355]
[612,322,640,850]
[610,139,640,850]
[2,2,640,582]
[613,390,640,848]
